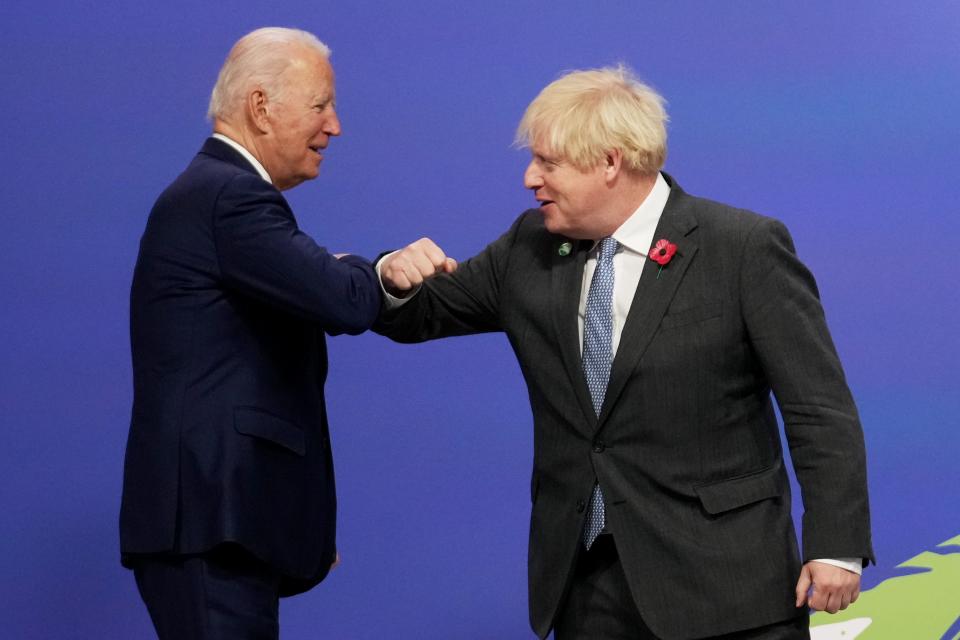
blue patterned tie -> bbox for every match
[582,237,617,549]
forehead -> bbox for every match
[530,138,561,160]
[283,50,335,98]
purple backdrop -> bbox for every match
[2,1,958,637]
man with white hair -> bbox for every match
[376,66,873,639]
[119,27,381,639]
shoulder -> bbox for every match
[500,208,567,256]
[159,151,280,211]
[186,150,267,192]
[160,138,267,193]
[665,179,788,247]
[513,208,548,237]
[145,148,288,244]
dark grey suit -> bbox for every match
[375,175,872,639]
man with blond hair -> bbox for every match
[376,66,872,639]
[120,27,381,638]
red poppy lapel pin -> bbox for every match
[649,238,678,279]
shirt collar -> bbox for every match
[211,133,272,184]
[611,172,670,256]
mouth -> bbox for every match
[309,144,325,159]
[533,190,553,206]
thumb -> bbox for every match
[795,564,812,608]
[443,257,458,273]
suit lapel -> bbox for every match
[597,188,699,428]
[550,238,598,434]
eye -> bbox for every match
[313,98,337,113]
[535,154,560,169]
[541,157,560,171]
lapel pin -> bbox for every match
[649,238,678,279]
[558,242,572,257]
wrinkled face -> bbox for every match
[523,142,611,240]
[260,51,341,191]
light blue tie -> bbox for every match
[582,237,617,549]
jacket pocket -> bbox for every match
[660,301,722,330]
[234,406,306,456]
[693,464,783,515]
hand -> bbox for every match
[795,561,861,613]
[379,237,457,297]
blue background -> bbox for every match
[2,1,958,638]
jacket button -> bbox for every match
[593,440,606,453]
[576,500,586,513]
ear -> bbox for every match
[603,148,623,184]
[247,88,270,133]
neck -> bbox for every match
[595,172,659,239]
[213,119,265,166]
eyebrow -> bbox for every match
[535,151,561,164]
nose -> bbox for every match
[325,107,342,137]
[523,160,542,190]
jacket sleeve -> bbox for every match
[739,216,873,565]
[212,172,381,335]
[374,212,532,342]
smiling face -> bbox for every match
[258,49,341,191]
[523,143,615,240]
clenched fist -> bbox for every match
[379,237,457,297]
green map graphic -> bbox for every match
[810,534,960,639]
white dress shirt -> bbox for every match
[577,173,669,356]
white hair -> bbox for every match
[207,27,331,122]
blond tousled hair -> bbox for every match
[515,65,668,174]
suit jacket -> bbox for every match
[375,175,873,639]
[120,138,381,595]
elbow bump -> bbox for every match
[342,290,382,334]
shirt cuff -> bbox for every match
[811,558,862,575]
[375,251,420,309]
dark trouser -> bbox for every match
[553,534,809,640]
[133,543,282,640]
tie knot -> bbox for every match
[598,237,618,262]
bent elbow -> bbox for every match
[337,272,383,334]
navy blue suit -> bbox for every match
[120,138,381,598]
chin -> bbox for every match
[543,218,573,238]
[548,224,589,240]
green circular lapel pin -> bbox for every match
[558,242,572,257]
